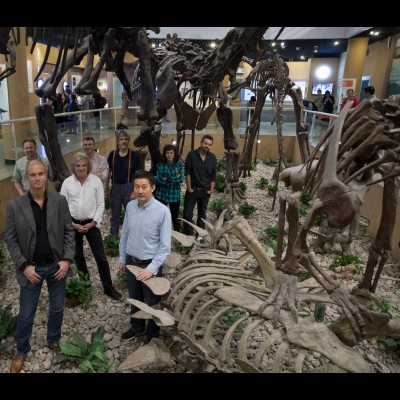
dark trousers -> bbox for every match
[74,226,113,288]
[158,200,181,232]
[110,182,134,236]
[183,190,211,235]
[125,255,162,339]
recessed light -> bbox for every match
[334,41,339,45]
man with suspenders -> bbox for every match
[105,131,142,237]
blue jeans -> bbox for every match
[125,255,162,339]
[17,262,66,355]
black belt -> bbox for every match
[72,218,93,225]
[130,257,152,264]
[193,187,210,192]
[32,257,56,265]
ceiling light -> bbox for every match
[334,41,339,45]
[151,43,156,48]
[210,42,216,48]
[370,31,374,35]
[271,42,276,47]
[374,31,379,36]
[300,55,305,60]
[280,42,285,48]
[296,47,300,50]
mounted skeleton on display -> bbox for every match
[0,27,160,189]
[116,27,268,174]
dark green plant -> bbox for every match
[172,239,191,256]
[264,238,286,256]
[264,225,279,240]
[298,271,312,282]
[250,160,259,171]
[314,302,326,323]
[0,243,5,264]
[216,157,227,173]
[53,326,115,373]
[209,198,227,214]
[119,208,126,222]
[116,271,127,284]
[104,196,111,210]
[66,272,92,308]
[238,202,257,217]
[255,176,269,189]
[267,184,278,194]
[178,192,185,218]
[315,213,327,224]
[377,336,400,353]
[329,253,362,271]
[263,157,278,166]
[216,174,227,193]
[223,308,246,333]
[372,294,393,318]
[0,305,17,340]
[300,192,313,206]
[238,181,247,191]
[104,235,120,257]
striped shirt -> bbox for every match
[155,162,184,203]
[119,197,171,276]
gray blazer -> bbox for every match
[5,192,75,286]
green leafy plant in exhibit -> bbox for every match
[104,235,120,257]
[263,157,278,166]
[255,176,269,189]
[0,305,17,340]
[238,181,247,191]
[238,202,257,217]
[264,225,279,240]
[216,174,227,193]
[209,198,227,215]
[329,253,362,271]
[52,326,115,373]
[223,308,246,333]
[66,271,92,308]
[116,271,128,285]
[216,157,227,173]
[372,293,393,318]
[267,184,278,195]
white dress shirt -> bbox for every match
[60,173,105,227]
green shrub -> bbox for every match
[223,308,246,333]
[116,271,127,284]
[255,176,269,189]
[104,235,120,257]
[216,174,227,193]
[209,198,227,214]
[0,305,17,340]
[250,160,258,171]
[264,225,279,240]
[66,272,92,308]
[372,294,393,318]
[329,253,362,271]
[238,202,257,217]
[53,326,115,373]
[0,243,5,264]
[267,184,278,194]
[216,157,227,173]
[263,157,278,166]
[104,196,111,210]
[238,181,247,191]
[298,272,312,282]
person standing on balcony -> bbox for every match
[12,138,53,196]
[82,136,109,188]
[340,89,360,111]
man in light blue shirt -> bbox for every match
[119,170,171,342]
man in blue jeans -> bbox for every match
[5,159,75,373]
[119,170,171,342]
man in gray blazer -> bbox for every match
[5,159,75,373]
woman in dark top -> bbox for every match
[322,90,334,114]
[155,144,184,232]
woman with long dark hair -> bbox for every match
[155,144,184,231]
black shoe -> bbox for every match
[104,286,122,300]
[121,329,146,341]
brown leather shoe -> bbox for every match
[48,343,60,352]
[10,354,27,373]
